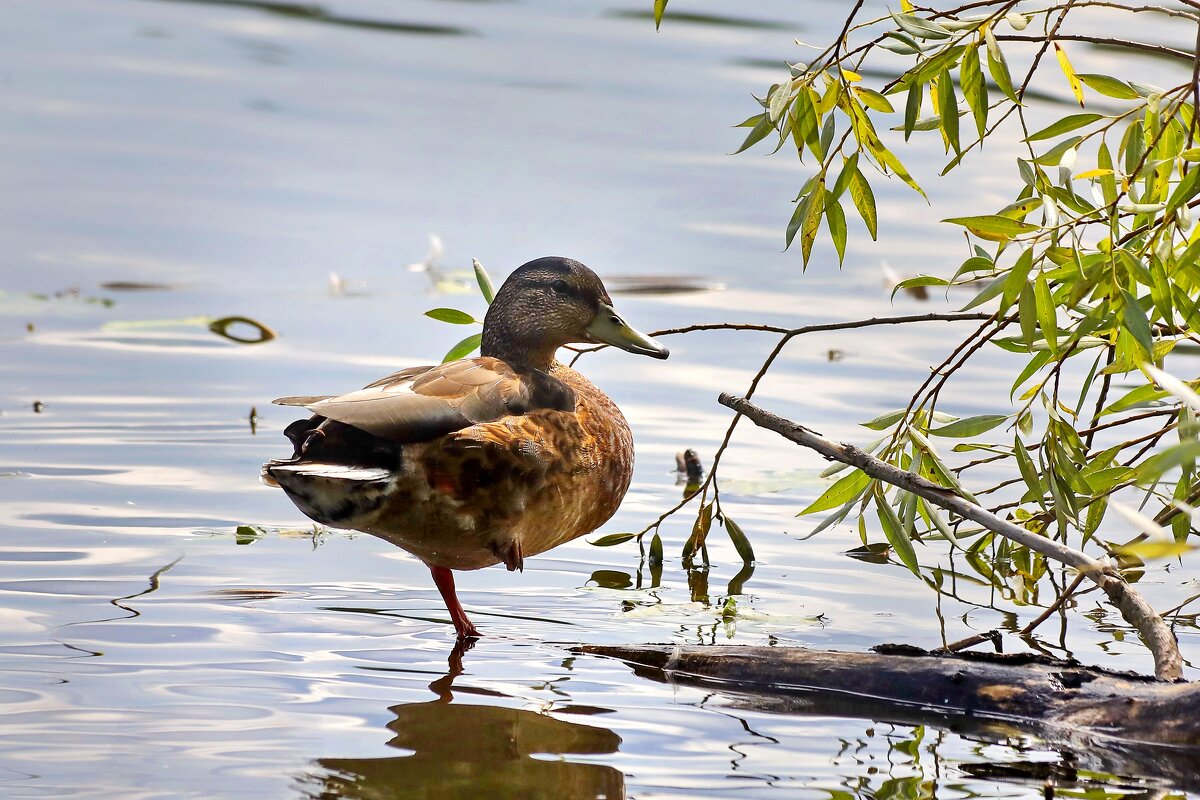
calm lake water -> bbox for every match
[2,0,1197,797]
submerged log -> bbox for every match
[580,644,1200,788]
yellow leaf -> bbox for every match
[841,68,862,83]
[1074,168,1113,180]
[1054,43,1085,107]
[901,0,914,10]
[1115,540,1195,560]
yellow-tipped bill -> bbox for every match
[585,302,669,359]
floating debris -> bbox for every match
[328,272,368,296]
[675,448,705,498]
[99,281,174,291]
[25,322,33,333]
[607,274,725,295]
[249,406,258,435]
[207,316,276,345]
[827,348,845,362]
[406,234,473,294]
[32,401,43,413]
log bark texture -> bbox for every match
[580,644,1200,788]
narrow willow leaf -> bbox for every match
[861,409,907,430]
[649,532,664,566]
[800,183,826,264]
[929,414,1009,438]
[937,69,960,153]
[1002,246,1034,307]
[724,517,756,564]
[890,11,952,40]
[875,487,921,576]
[471,258,496,303]
[653,0,668,29]
[1138,441,1200,482]
[825,192,848,264]
[924,502,961,547]
[985,32,1019,103]
[830,152,859,199]
[848,168,878,239]
[590,532,636,546]
[1115,540,1194,560]
[853,86,894,113]
[682,502,714,563]
[1168,165,1200,212]
[1011,350,1052,398]
[904,79,923,140]
[959,44,988,139]
[960,271,1009,310]
[442,332,482,363]
[891,276,949,301]
[1077,73,1139,100]
[1035,274,1058,356]
[874,144,927,199]
[425,307,478,325]
[734,115,774,154]
[1019,282,1038,348]
[1053,43,1085,107]
[943,214,1038,241]
[1099,382,1167,416]
[801,468,871,515]
[1121,289,1153,358]
[1025,113,1103,142]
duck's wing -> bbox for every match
[272,357,575,444]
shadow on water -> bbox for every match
[147,0,475,36]
[605,9,795,31]
[300,644,625,800]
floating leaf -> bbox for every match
[208,316,277,345]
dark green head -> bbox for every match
[480,256,669,370]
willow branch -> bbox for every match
[718,393,1183,681]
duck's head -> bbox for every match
[481,256,669,370]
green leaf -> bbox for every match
[442,332,482,363]
[929,414,1009,438]
[937,69,960,154]
[1138,441,1200,482]
[943,215,1038,241]
[472,259,496,303]
[825,192,848,264]
[1077,73,1139,100]
[986,37,1018,103]
[1035,274,1058,356]
[1121,289,1153,358]
[853,86,894,113]
[590,532,636,546]
[904,79,923,141]
[862,409,907,430]
[1019,282,1038,348]
[1025,113,1103,142]
[799,183,826,264]
[425,307,478,325]
[891,275,949,301]
[890,11,952,40]
[802,468,872,515]
[653,0,668,29]
[649,532,664,566]
[960,271,1009,310]
[734,114,775,154]
[1100,382,1167,416]
[724,517,755,564]
[848,167,878,240]
[876,487,921,576]
[1168,163,1200,212]
[960,44,988,139]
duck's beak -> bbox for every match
[585,302,670,359]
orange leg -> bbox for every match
[429,564,481,639]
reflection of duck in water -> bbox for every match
[303,644,625,800]
[264,257,668,638]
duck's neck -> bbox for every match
[480,318,559,372]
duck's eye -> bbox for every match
[551,279,572,295]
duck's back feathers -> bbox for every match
[273,357,575,445]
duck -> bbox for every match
[263,256,669,639]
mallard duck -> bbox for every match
[263,257,668,638]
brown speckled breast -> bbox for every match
[354,362,633,571]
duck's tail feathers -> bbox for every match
[263,460,397,530]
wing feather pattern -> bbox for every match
[272,357,575,444]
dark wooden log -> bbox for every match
[579,644,1200,788]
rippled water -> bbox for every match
[2,0,1197,797]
